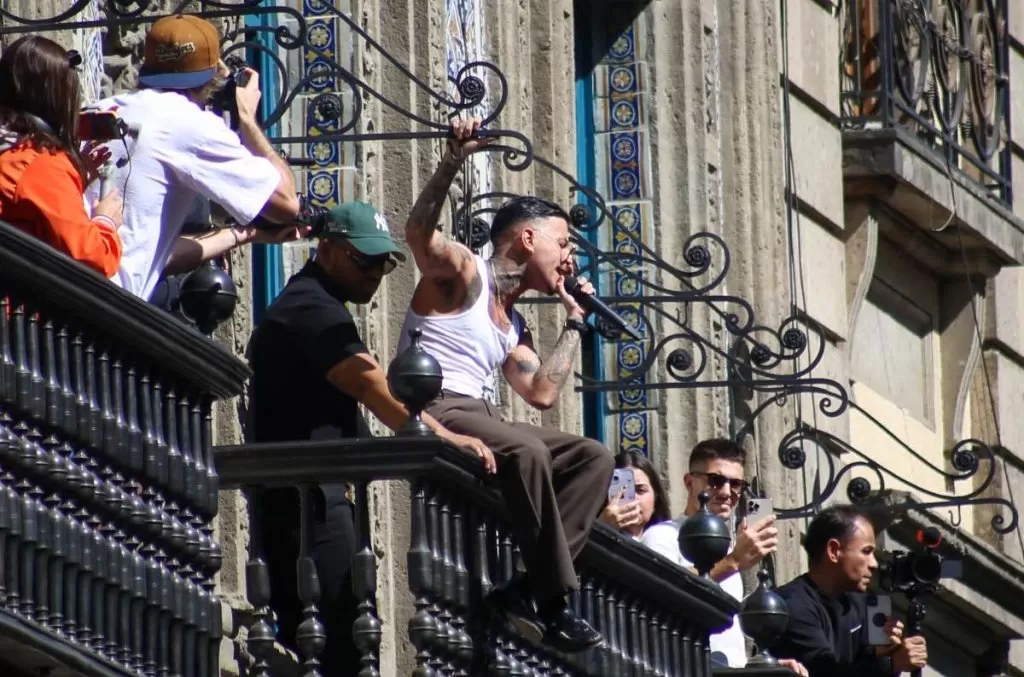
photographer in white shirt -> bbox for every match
[83,14,302,300]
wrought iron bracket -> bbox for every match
[764,406,1019,535]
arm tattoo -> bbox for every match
[535,328,582,391]
[515,356,540,375]
[405,157,461,244]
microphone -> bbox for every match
[563,276,643,341]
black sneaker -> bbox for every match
[487,575,545,646]
[539,605,603,654]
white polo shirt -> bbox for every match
[641,517,747,667]
[83,89,280,300]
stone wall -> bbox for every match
[7,0,1024,673]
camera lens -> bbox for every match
[912,553,942,584]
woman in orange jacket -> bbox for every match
[0,35,123,278]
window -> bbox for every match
[851,239,939,427]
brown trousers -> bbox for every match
[427,392,614,604]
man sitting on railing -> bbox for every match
[246,202,493,676]
[397,117,614,654]
[773,505,928,677]
[641,439,807,675]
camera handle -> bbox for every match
[904,590,926,677]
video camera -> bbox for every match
[879,527,961,593]
[244,194,331,238]
[210,55,251,130]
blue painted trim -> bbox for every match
[574,5,606,445]
[248,6,285,324]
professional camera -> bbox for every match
[210,55,251,129]
[298,197,331,238]
[879,527,961,593]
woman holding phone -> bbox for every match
[600,450,671,539]
[0,35,123,277]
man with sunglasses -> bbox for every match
[641,439,805,674]
[246,201,494,676]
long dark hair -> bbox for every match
[615,450,672,527]
[0,35,86,182]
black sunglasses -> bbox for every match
[343,246,397,275]
[690,471,749,496]
[68,50,83,69]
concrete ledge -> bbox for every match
[843,129,1024,269]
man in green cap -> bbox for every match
[246,201,495,676]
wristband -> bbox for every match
[92,214,116,231]
[564,318,589,335]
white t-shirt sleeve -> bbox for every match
[639,522,686,567]
[171,112,281,226]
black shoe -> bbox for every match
[539,606,603,654]
[487,575,545,646]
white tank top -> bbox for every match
[399,255,520,399]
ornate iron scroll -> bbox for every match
[764,402,1019,534]
[0,0,533,165]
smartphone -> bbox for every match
[865,593,893,645]
[745,497,773,521]
[79,111,123,141]
[608,467,636,504]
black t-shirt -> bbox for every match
[773,574,895,677]
[247,260,370,505]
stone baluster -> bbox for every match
[437,495,456,671]
[110,354,129,469]
[670,624,683,677]
[292,484,326,677]
[143,543,164,677]
[25,303,46,420]
[407,482,436,677]
[425,489,447,674]
[124,365,143,475]
[97,346,117,464]
[658,615,671,677]
[55,325,76,440]
[449,501,472,673]
[351,481,381,677]
[0,297,16,402]
[74,502,94,646]
[42,319,61,430]
[70,333,90,447]
[636,601,650,676]
[88,495,110,655]
[59,467,81,640]
[10,301,32,418]
[83,341,102,451]
[244,557,275,677]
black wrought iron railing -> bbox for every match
[215,437,741,677]
[0,221,249,677]
[841,0,1012,204]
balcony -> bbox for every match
[0,218,774,676]
[0,221,249,676]
[216,436,742,676]
[841,0,1023,269]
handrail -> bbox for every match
[215,435,741,674]
[0,220,249,399]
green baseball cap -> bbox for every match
[321,201,406,262]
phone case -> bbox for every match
[866,594,893,645]
[608,468,636,504]
[746,498,773,519]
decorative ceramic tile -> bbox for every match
[587,14,656,447]
[307,169,340,206]
[605,25,636,64]
[619,411,649,452]
[445,0,493,240]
